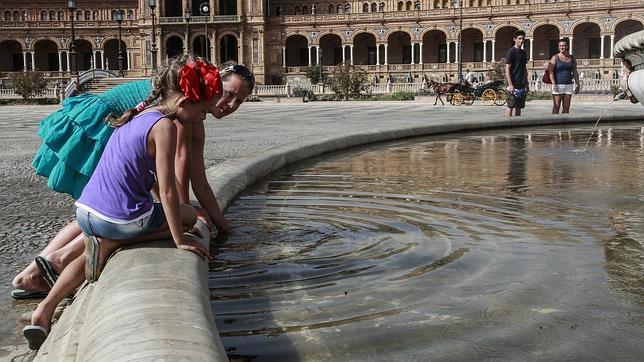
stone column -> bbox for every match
[23,52,28,71]
[94,51,99,69]
[127,51,131,70]
[411,43,415,64]
[491,40,495,61]
[446,42,451,63]
[483,40,487,63]
[384,44,388,65]
[419,43,423,64]
[282,47,286,67]
[31,52,35,70]
[58,51,63,71]
[211,30,217,63]
[308,46,312,66]
[66,52,71,71]
[528,38,533,61]
[350,45,354,65]
[569,36,573,55]
[455,41,459,64]
[376,44,380,65]
[600,35,605,59]
[610,34,615,59]
[239,29,245,64]
[99,50,104,69]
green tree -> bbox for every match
[8,72,49,99]
[305,64,321,84]
[329,62,371,101]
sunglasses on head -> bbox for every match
[221,64,255,90]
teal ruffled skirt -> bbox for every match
[32,80,152,199]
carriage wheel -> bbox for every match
[494,89,508,106]
[452,93,464,106]
[481,89,496,106]
[465,93,475,106]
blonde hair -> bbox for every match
[112,54,205,127]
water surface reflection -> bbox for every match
[210,124,643,361]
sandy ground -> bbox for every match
[0,98,641,360]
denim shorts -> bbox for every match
[76,203,166,240]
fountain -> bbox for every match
[614,29,644,106]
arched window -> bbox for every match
[84,10,91,20]
[294,5,300,14]
[58,11,64,20]
[50,11,56,20]
[363,3,369,12]
[328,5,335,13]
[127,10,134,19]
[379,2,385,11]
[41,10,48,20]
[111,10,117,20]
[337,4,343,13]
[12,10,19,20]
[414,0,421,9]
[345,3,351,12]
[406,1,412,10]
[303,5,308,14]
[370,2,376,11]
[22,10,29,20]
[76,10,83,20]
[276,6,281,15]
[397,1,404,10]
[93,10,99,20]
[4,10,11,21]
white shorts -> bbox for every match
[552,84,574,95]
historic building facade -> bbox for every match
[0,0,642,85]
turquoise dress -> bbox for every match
[32,80,153,199]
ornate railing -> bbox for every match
[65,69,118,98]
[158,15,240,24]
[0,88,58,99]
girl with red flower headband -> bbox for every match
[23,55,228,349]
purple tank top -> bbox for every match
[76,111,165,222]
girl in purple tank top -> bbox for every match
[23,55,224,348]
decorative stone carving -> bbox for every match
[483,23,495,32]
[310,31,318,40]
[448,24,458,34]
[523,21,533,31]
[343,29,353,41]
[95,36,105,46]
[560,20,573,31]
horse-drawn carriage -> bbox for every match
[451,80,508,106]
[429,79,508,106]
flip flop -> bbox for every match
[85,235,101,283]
[34,256,58,289]
[23,325,48,350]
[11,289,48,300]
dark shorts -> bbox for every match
[76,203,166,240]
[507,92,526,109]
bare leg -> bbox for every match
[30,252,87,332]
[13,221,83,292]
[506,107,514,117]
[552,94,562,114]
[562,94,572,113]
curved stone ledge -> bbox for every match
[36,112,644,361]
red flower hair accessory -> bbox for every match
[179,59,222,102]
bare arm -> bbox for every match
[505,64,514,92]
[549,55,557,87]
[151,119,208,258]
[189,121,231,233]
[572,59,580,94]
[173,120,192,203]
